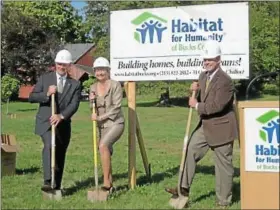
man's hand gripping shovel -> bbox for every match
[169,90,196,209]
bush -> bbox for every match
[262,75,279,96]
[82,76,96,93]
[136,81,192,98]
[262,83,279,95]
[1,74,20,102]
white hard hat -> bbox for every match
[93,57,110,69]
[55,49,72,64]
[202,41,221,59]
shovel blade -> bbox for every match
[42,190,62,201]
[169,194,189,209]
[87,189,109,202]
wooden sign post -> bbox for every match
[125,82,151,189]
[238,101,279,209]
[127,81,137,189]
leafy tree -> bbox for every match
[1,1,93,86]
[235,1,280,97]
[1,74,20,114]
[3,1,89,43]
[250,1,279,75]
[1,5,60,83]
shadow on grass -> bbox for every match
[134,164,240,204]
[16,108,37,112]
[63,165,240,202]
[63,177,93,196]
[169,97,189,107]
[190,180,240,204]
[122,101,158,108]
[63,171,129,196]
[191,191,216,204]
[137,166,180,187]
[16,166,40,175]
[196,165,240,177]
[123,97,190,107]
[231,180,240,203]
[136,164,240,187]
[109,167,181,199]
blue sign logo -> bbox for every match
[131,12,167,44]
[257,110,279,144]
[255,110,280,157]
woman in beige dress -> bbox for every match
[89,57,125,193]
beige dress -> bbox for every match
[90,80,125,155]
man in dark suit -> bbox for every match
[165,41,238,208]
[29,49,81,192]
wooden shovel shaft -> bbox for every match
[51,94,56,189]
[185,91,196,142]
[177,90,196,197]
[92,100,99,189]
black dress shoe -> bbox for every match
[165,187,189,196]
[54,183,61,190]
[101,186,115,194]
[216,201,230,209]
[54,186,61,190]
[41,184,53,192]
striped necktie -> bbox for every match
[58,77,64,93]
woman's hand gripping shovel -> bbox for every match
[169,90,196,209]
[87,95,110,202]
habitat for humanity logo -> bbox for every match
[255,110,279,157]
[131,12,167,44]
[257,110,279,144]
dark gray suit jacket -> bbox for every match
[29,71,81,136]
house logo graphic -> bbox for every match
[256,110,280,144]
[131,12,167,44]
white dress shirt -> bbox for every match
[55,72,67,119]
[56,72,67,88]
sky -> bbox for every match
[71,1,87,10]
[71,1,86,9]
[71,1,87,17]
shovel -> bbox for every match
[169,90,196,209]
[42,94,62,200]
[51,94,56,189]
[87,97,109,202]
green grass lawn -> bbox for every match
[1,95,278,209]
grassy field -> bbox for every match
[1,95,278,209]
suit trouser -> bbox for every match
[40,123,70,188]
[181,126,234,205]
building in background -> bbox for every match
[18,43,95,100]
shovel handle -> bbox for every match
[178,90,196,197]
[51,94,56,189]
[185,91,196,140]
[92,99,99,188]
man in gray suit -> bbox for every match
[165,41,238,207]
[29,49,81,192]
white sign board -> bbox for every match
[110,2,249,81]
[244,108,280,173]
